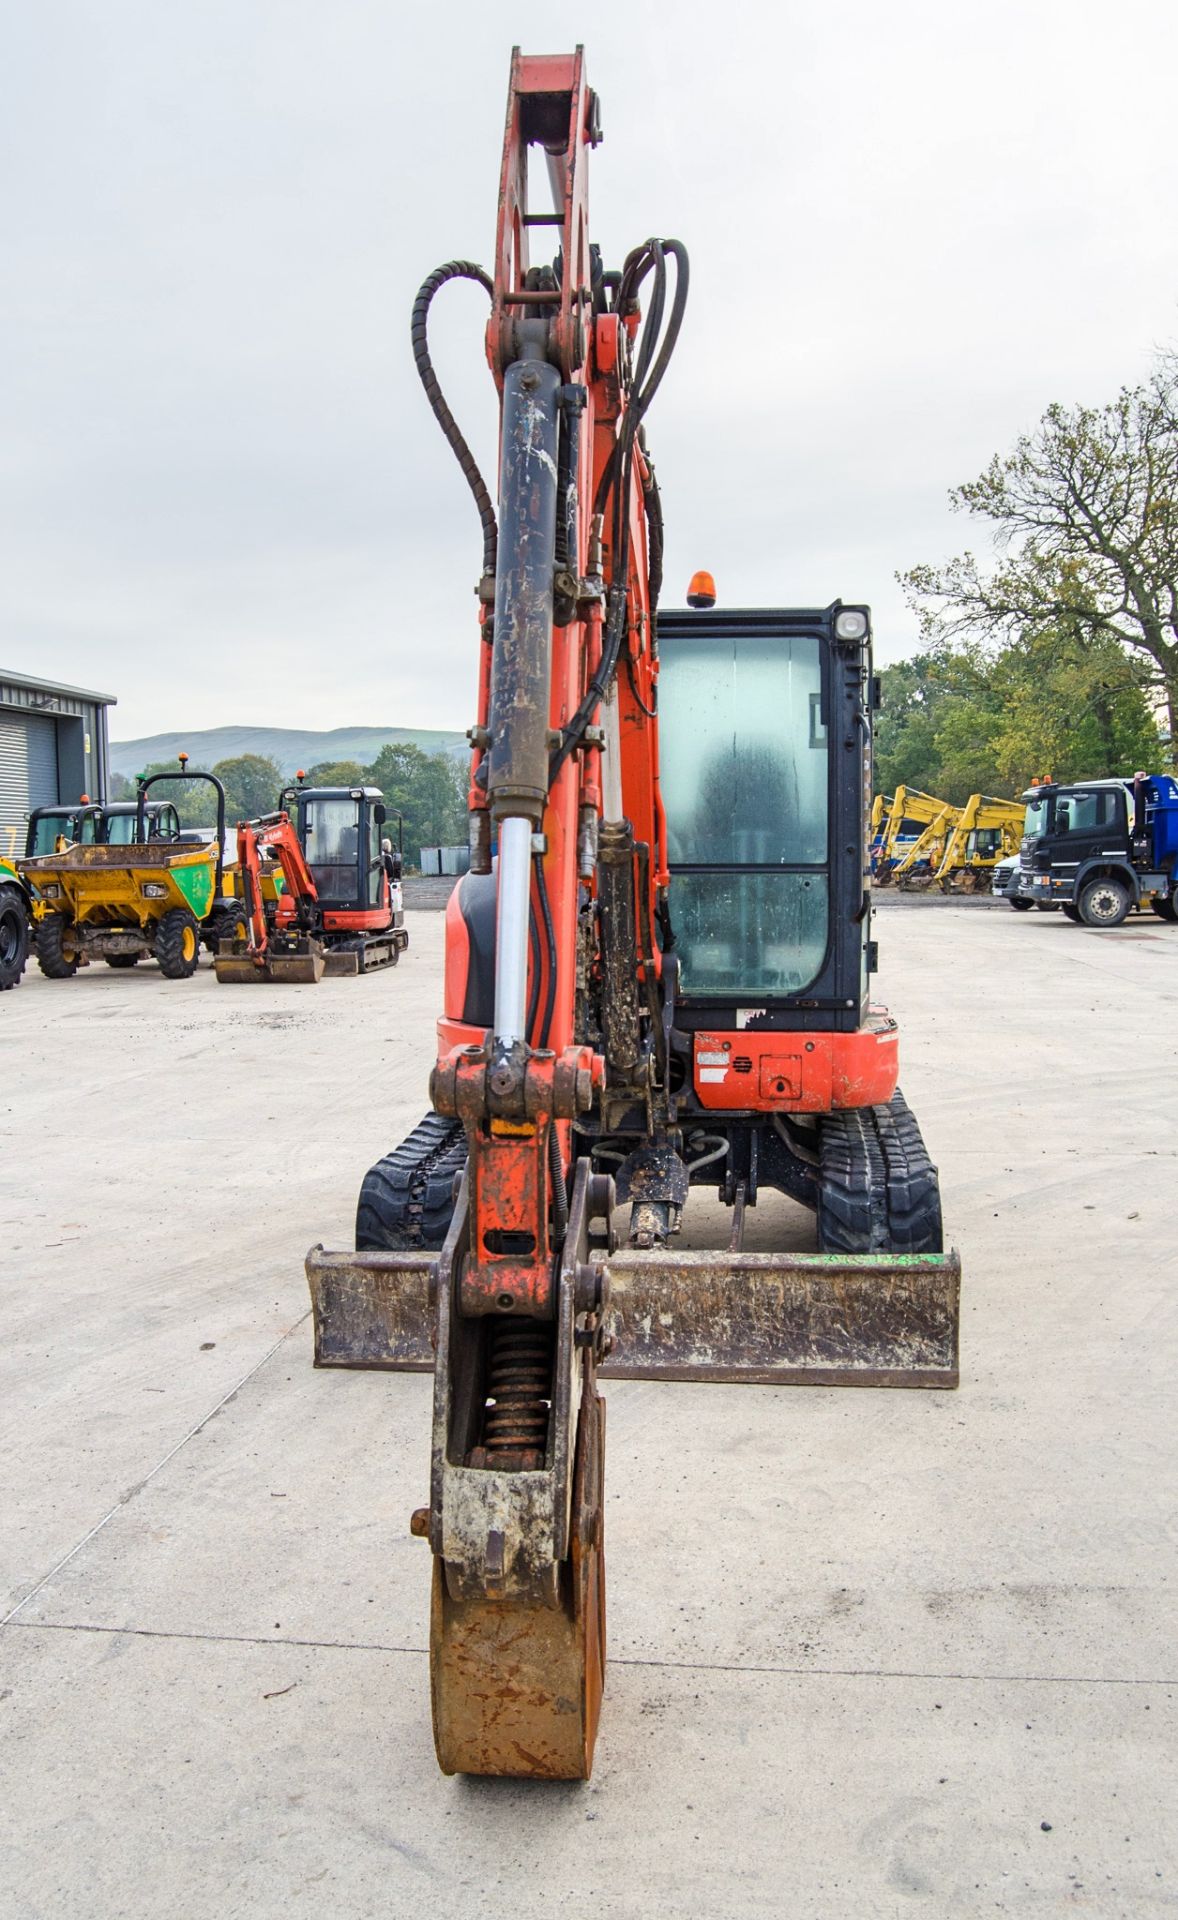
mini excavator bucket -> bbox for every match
[213,937,326,984]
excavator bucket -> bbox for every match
[306,1244,960,1388]
[213,938,326,984]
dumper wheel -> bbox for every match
[36,912,79,979]
[204,906,247,953]
[817,1091,943,1256]
[106,954,140,969]
[0,885,30,990]
[1009,896,1034,912]
[356,1111,468,1251]
[1151,893,1178,922]
[155,907,201,979]
[1062,903,1082,922]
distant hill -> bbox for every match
[110,723,467,779]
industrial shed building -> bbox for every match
[0,670,116,858]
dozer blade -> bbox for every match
[307,1249,435,1368]
[603,1248,959,1388]
[214,942,326,984]
[306,1245,960,1388]
[322,948,361,978]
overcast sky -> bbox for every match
[3,0,1177,740]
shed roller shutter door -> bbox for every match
[27,713,58,807]
[0,712,29,834]
[0,710,59,834]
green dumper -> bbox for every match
[19,763,239,980]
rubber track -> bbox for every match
[355,1111,467,1252]
[817,1090,943,1255]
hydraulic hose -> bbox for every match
[550,236,689,782]
[411,261,498,578]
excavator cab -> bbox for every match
[658,605,867,1011]
[284,786,389,913]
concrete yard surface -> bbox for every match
[1,903,1176,1918]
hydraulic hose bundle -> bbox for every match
[410,237,688,1048]
[409,239,689,776]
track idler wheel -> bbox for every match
[429,1380,606,1780]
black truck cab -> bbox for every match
[1019,776,1178,927]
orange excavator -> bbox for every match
[215,782,407,982]
[307,47,960,1779]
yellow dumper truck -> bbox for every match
[19,764,241,979]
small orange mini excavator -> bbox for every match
[215,782,407,982]
[307,47,960,1779]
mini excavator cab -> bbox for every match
[285,785,389,914]
[658,603,869,1010]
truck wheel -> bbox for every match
[155,908,201,979]
[0,885,30,989]
[106,954,140,968]
[36,912,80,979]
[1151,894,1178,923]
[1009,896,1034,912]
[1034,902,1059,913]
[1078,876,1131,929]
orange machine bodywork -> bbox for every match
[691,1016,899,1113]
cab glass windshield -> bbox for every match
[29,812,100,854]
[1023,797,1048,839]
[303,798,360,900]
[29,813,75,855]
[658,629,828,994]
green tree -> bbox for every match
[304,759,366,788]
[874,653,1005,803]
[211,754,285,824]
[985,622,1159,787]
[108,771,134,801]
[902,354,1178,758]
[872,657,948,796]
[874,629,1159,804]
[364,744,467,865]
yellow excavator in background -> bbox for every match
[936,795,1024,892]
[872,787,951,885]
[893,802,961,890]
